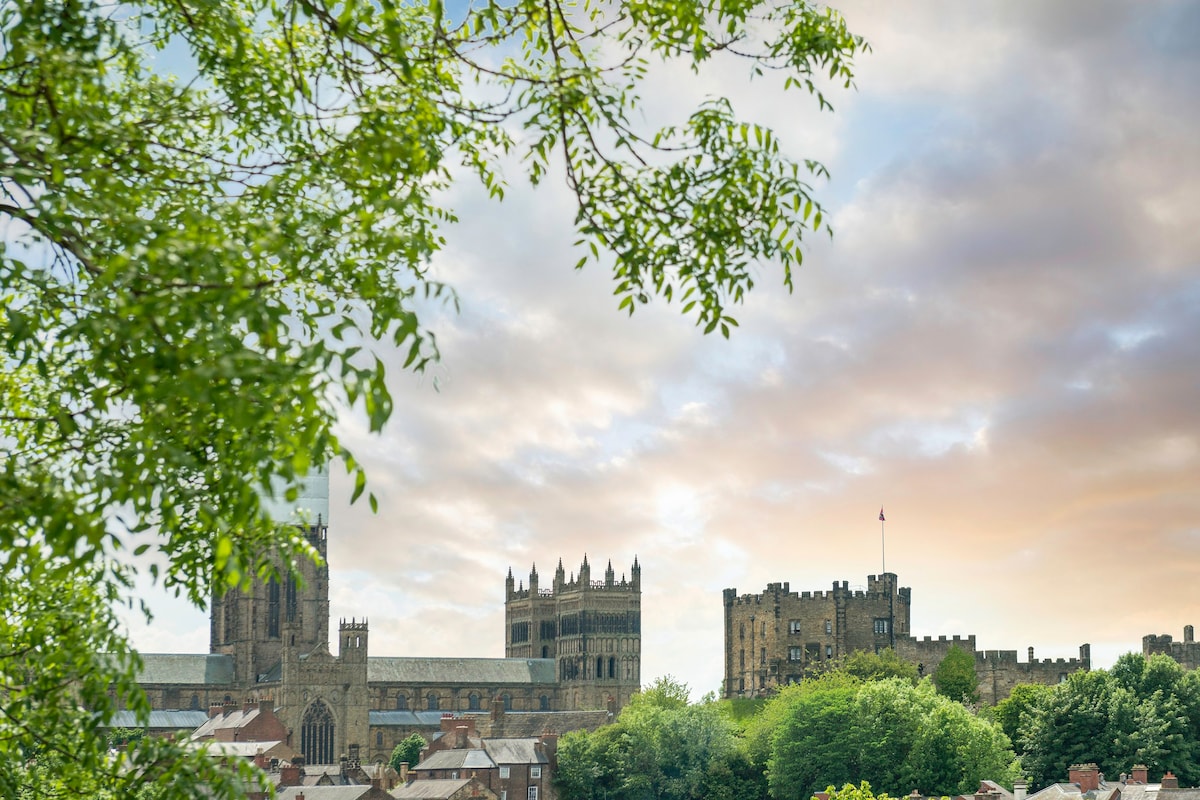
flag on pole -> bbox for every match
[879,507,885,522]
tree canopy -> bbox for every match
[1014,654,1200,787]
[390,733,428,773]
[933,644,981,705]
[556,678,764,800]
[762,678,1018,799]
[1,0,866,795]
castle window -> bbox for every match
[739,650,744,669]
[300,700,335,766]
[608,657,615,678]
[761,622,766,637]
[468,693,481,711]
[377,731,383,747]
[788,647,803,662]
[739,623,744,640]
[825,620,832,635]
[427,693,439,711]
[540,695,550,711]
[596,657,603,679]
[395,694,408,710]
[189,694,200,710]
[873,618,889,635]
[760,647,766,665]
[825,645,833,659]
[502,693,512,711]
[789,620,801,635]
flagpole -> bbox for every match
[879,507,886,574]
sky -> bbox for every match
[125,0,1200,700]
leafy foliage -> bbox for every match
[1016,654,1200,788]
[390,733,428,772]
[1,0,865,795]
[556,678,764,800]
[933,645,981,704]
[840,648,920,684]
[763,678,1019,799]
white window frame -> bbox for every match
[530,766,542,779]
[499,766,510,779]
[528,787,538,800]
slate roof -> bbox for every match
[107,710,210,730]
[482,739,548,766]
[367,658,557,685]
[190,706,266,739]
[276,787,374,800]
[393,779,480,799]
[137,654,235,685]
[368,711,449,727]
[197,740,284,758]
[415,749,496,771]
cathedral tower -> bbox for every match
[505,555,641,710]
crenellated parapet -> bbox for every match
[505,555,641,712]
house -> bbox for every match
[392,778,499,800]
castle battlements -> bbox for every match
[726,572,1089,706]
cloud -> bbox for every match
[134,0,1200,697]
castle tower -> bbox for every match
[505,555,642,711]
[721,573,911,698]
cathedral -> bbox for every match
[135,477,641,765]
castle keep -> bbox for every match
[723,573,1091,704]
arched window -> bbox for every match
[468,693,481,711]
[501,693,512,711]
[539,694,550,711]
[427,693,439,711]
[608,657,616,679]
[542,645,549,658]
[595,657,603,679]
[301,701,335,765]
[377,731,384,747]
[395,694,408,710]
[189,694,201,711]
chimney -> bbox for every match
[1132,765,1148,784]
[909,791,923,800]
[279,764,301,787]
[259,699,273,714]
[209,702,224,718]
[243,698,256,713]
[254,748,269,771]
[492,697,505,721]
[223,699,237,716]
[1014,781,1027,800]
[1162,772,1179,789]
[400,762,410,783]
[455,725,469,749]
[1070,763,1100,792]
